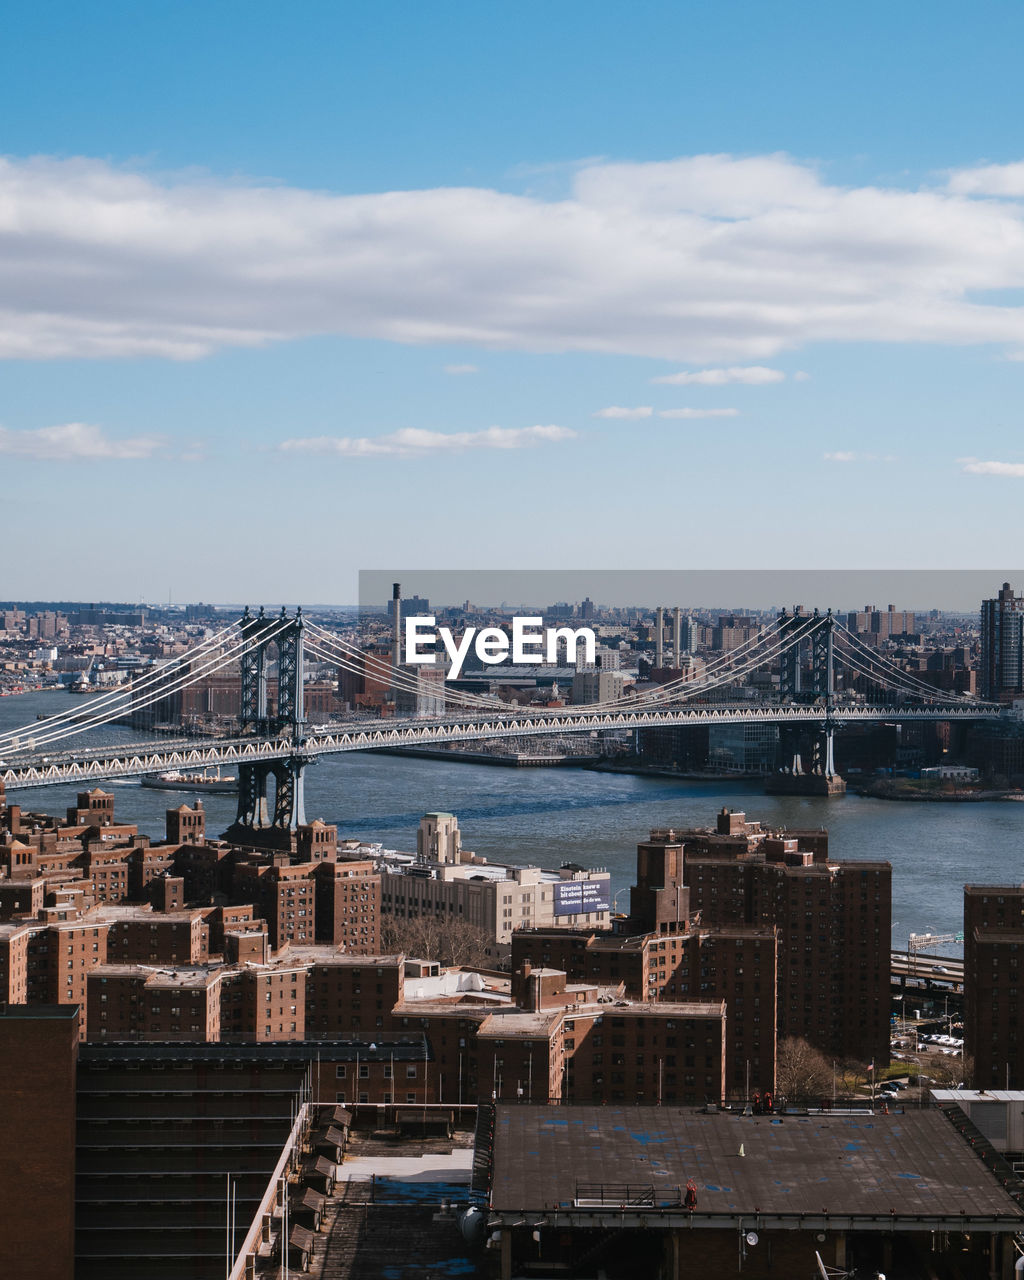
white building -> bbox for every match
[417,812,462,864]
[380,861,611,960]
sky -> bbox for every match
[4,1,1024,605]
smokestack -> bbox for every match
[655,606,664,669]
[672,607,681,668]
[391,582,402,675]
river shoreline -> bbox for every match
[853,782,1024,803]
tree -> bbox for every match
[776,1037,834,1101]
[918,1053,973,1090]
[835,1058,869,1097]
[380,914,493,968]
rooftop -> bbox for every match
[0,1003,79,1020]
[486,1104,1024,1227]
[277,946,402,967]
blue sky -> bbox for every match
[4,1,1024,603]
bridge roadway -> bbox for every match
[0,699,1001,790]
[891,951,964,986]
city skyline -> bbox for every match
[5,3,1024,599]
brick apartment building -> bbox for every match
[511,923,778,1096]
[2,788,883,1108]
[384,981,727,1108]
[665,809,891,1066]
[0,1005,79,1280]
[0,782,383,1037]
[964,883,1024,1088]
[511,807,891,1091]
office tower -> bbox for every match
[981,583,1024,701]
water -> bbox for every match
[4,688,1023,952]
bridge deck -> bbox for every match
[0,701,1000,790]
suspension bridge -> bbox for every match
[0,607,1003,841]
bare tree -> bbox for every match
[918,1052,973,1090]
[380,914,493,968]
[776,1036,834,1101]
[836,1058,869,1097]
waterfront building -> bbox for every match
[417,810,462,863]
[394,664,446,715]
[571,666,626,704]
[981,582,1024,701]
[0,786,383,1034]
[706,721,779,773]
[380,854,611,961]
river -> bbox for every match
[3,688,1022,953]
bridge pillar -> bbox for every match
[769,610,846,796]
[225,609,312,847]
[236,762,272,829]
[270,755,310,831]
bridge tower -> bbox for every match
[770,608,845,795]
[225,607,313,848]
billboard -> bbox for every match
[553,878,611,917]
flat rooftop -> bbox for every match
[486,1104,1024,1228]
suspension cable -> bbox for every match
[605,616,818,711]
[304,625,504,709]
[0,620,242,745]
[303,639,506,713]
[832,625,955,700]
[8,617,291,753]
[832,645,940,701]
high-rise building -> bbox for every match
[0,1005,79,1280]
[981,582,1024,701]
[625,810,891,1068]
[846,604,916,640]
[571,668,625,704]
[964,883,1024,1087]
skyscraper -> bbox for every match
[980,582,1024,701]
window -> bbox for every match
[406,1065,417,1078]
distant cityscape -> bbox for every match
[5,583,1024,788]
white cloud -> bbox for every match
[594,405,653,418]
[279,424,576,457]
[824,451,857,462]
[6,153,1024,362]
[948,162,1024,198]
[657,407,739,419]
[0,422,164,460]
[652,366,784,386]
[443,363,478,375]
[793,370,811,382]
[959,456,1024,476]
